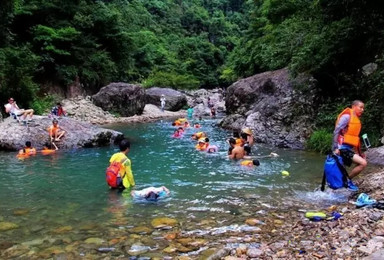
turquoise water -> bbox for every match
[0,118,347,258]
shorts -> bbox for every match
[340,148,355,167]
[14,110,24,116]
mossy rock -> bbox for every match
[0,222,19,231]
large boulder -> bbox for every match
[221,68,317,149]
[183,88,225,116]
[145,87,187,111]
[92,83,146,117]
[0,116,123,151]
[366,146,384,166]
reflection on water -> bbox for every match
[0,118,347,257]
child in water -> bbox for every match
[240,159,260,167]
[131,186,170,201]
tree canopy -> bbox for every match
[1,0,384,141]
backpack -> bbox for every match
[106,162,122,188]
[321,154,349,191]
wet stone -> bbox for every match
[245,218,264,226]
[52,225,73,234]
[247,248,263,258]
[0,241,14,250]
[151,217,178,228]
[130,226,153,234]
[127,244,150,256]
[12,209,30,216]
[84,237,105,245]
[0,222,19,231]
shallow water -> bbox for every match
[0,118,350,257]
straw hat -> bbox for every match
[242,127,253,135]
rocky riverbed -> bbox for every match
[1,165,383,259]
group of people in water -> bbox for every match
[172,117,260,167]
[4,97,67,158]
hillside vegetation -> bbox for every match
[1,0,383,145]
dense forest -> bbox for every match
[1,0,384,146]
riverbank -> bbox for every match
[208,165,384,259]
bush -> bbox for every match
[30,94,56,115]
[143,71,200,90]
[306,129,333,154]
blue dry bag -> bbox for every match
[321,154,349,191]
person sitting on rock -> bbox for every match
[4,97,34,122]
[131,186,170,201]
[51,103,66,117]
[49,119,66,142]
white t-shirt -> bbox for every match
[4,103,20,114]
[133,187,164,197]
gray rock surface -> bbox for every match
[145,87,187,111]
[221,68,317,149]
[367,146,384,166]
[61,96,186,125]
[183,88,226,116]
[0,116,123,151]
[92,82,146,116]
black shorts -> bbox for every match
[340,149,355,167]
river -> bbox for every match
[0,118,350,258]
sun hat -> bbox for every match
[206,145,218,153]
[242,127,253,135]
[198,138,206,143]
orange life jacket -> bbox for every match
[48,125,59,135]
[18,147,36,157]
[240,160,253,166]
[336,107,361,147]
[235,138,244,147]
[41,149,56,155]
[195,143,209,151]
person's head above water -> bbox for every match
[228,138,236,146]
[145,191,160,201]
[25,141,32,148]
[207,145,218,153]
[244,145,251,155]
[252,159,260,166]
[119,139,130,152]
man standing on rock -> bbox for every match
[333,100,367,189]
[160,94,166,112]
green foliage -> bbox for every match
[306,130,333,154]
[30,94,55,115]
[143,71,200,90]
[0,46,40,112]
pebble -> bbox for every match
[247,248,263,257]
